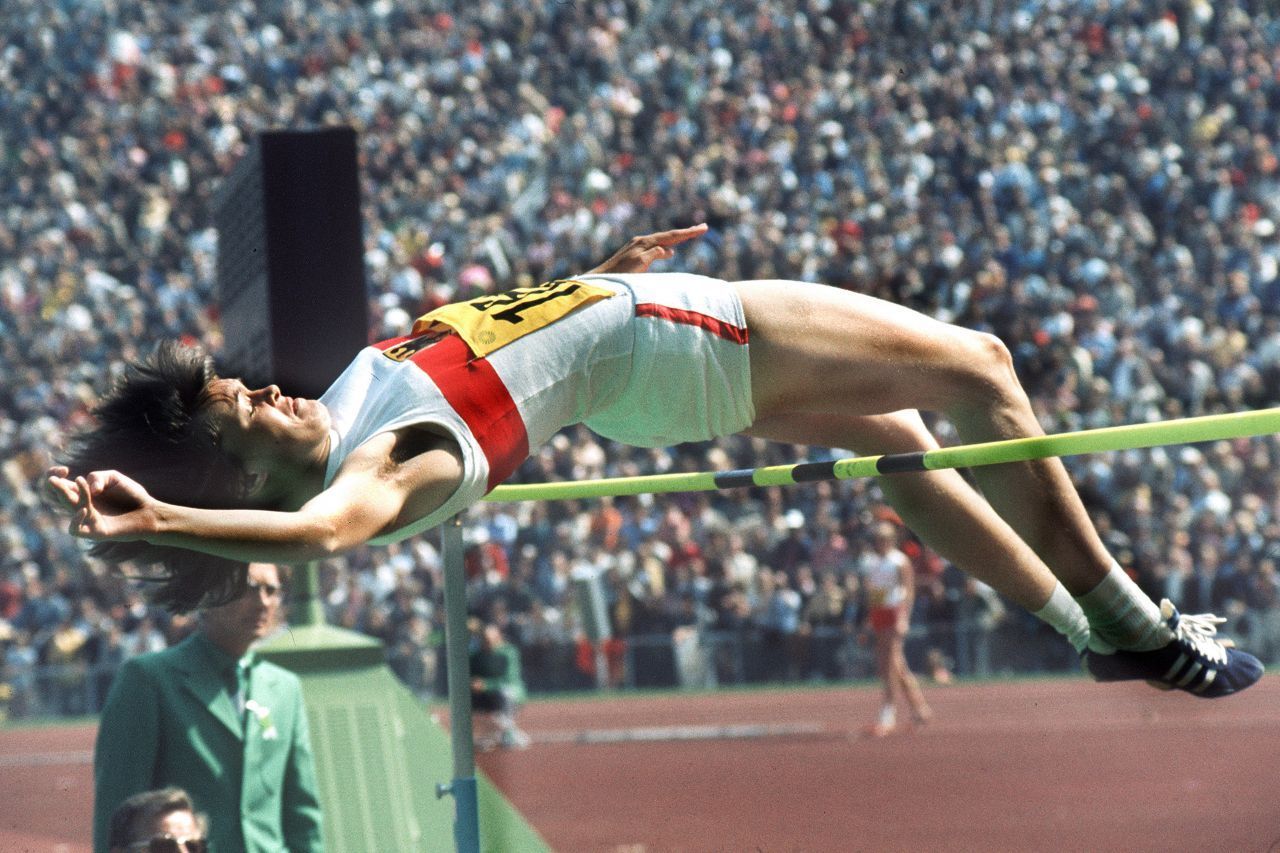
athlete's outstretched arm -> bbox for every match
[45,443,461,563]
[47,469,385,562]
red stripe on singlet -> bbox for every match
[634,302,750,345]
[373,334,529,491]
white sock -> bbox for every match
[878,704,896,727]
[1033,582,1093,653]
[1075,564,1170,653]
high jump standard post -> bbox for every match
[437,516,481,853]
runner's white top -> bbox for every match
[859,550,911,608]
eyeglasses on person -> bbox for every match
[125,834,207,853]
[244,580,282,599]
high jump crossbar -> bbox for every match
[484,407,1280,503]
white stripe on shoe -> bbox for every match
[1161,653,1189,683]
[1175,660,1203,688]
[1193,669,1218,694]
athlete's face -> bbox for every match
[204,378,331,477]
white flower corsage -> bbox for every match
[244,699,279,741]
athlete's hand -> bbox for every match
[46,467,158,542]
[586,223,709,274]
[43,466,78,512]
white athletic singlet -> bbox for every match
[319,273,754,544]
[859,550,910,608]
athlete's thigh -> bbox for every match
[734,280,984,422]
[745,407,939,456]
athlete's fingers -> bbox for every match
[628,225,705,268]
[76,476,92,511]
[587,225,707,275]
[44,474,79,508]
[70,476,93,536]
[86,470,116,493]
[646,223,708,246]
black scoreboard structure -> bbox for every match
[213,127,368,399]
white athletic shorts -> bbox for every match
[573,273,756,447]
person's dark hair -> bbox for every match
[200,563,292,612]
[65,341,251,611]
[107,786,207,849]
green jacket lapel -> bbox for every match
[175,633,244,740]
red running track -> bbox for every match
[2,676,1277,852]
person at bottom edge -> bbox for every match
[107,786,207,853]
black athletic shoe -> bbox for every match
[1083,599,1264,698]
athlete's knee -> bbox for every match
[970,330,1015,376]
[950,329,1021,397]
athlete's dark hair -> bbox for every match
[64,341,252,611]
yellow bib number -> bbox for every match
[410,279,614,357]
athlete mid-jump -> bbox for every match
[46,225,1262,697]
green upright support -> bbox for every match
[257,561,547,853]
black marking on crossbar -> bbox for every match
[876,451,929,474]
[714,469,758,489]
[791,461,838,482]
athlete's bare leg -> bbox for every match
[736,279,1113,597]
[747,408,1057,610]
[874,633,898,708]
[891,637,931,722]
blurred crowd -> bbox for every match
[4,0,1280,718]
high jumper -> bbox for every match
[45,224,1263,697]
